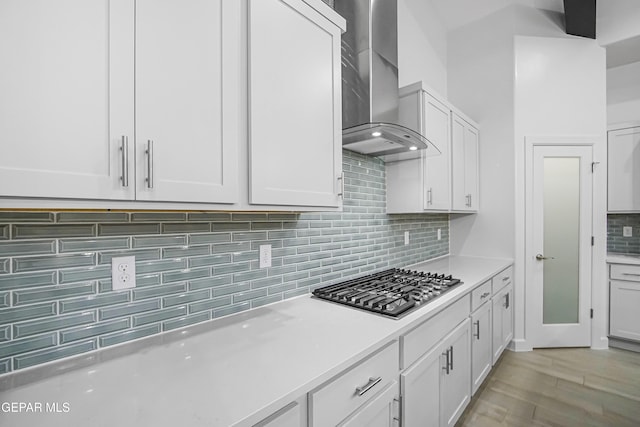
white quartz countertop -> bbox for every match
[0,255,512,427]
[607,252,640,265]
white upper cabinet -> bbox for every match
[451,113,479,212]
[608,126,640,212]
[388,83,479,213]
[248,0,343,208]
[0,0,134,200]
[135,0,239,204]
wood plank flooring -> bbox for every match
[456,348,640,427]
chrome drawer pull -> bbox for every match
[120,136,129,187]
[337,172,344,198]
[622,272,640,276]
[449,345,454,370]
[502,277,509,281]
[474,320,480,339]
[480,292,490,299]
[355,376,382,396]
[146,139,154,189]
[442,349,450,374]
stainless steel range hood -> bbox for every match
[335,0,439,162]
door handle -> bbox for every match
[535,254,555,261]
[474,320,480,339]
[146,140,154,189]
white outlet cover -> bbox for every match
[259,245,272,268]
[623,226,633,237]
[437,229,442,240]
[404,231,410,245]
[112,255,136,290]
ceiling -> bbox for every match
[426,0,640,68]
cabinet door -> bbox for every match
[400,346,442,427]
[492,285,513,365]
[608,127,640,212]
[423,94,451,211]
[0,0,134,200]
[471,303,492,395]
[248,0,342,208]
[340,382,399,427]
[610,280,640,341]
[135,0,239,203]
[441,319,471,427]
[451,114,479,212]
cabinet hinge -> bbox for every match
[591,236,594,246]
[590,309,593,319]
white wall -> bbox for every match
[448,4,608,351]
[597,0,640,46]
[513,36,608,350]
[607,61,640,124]
[398,0,447,96]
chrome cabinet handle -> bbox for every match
[622,272,640,276]
[536,254,555,261]
[355,376,382,397]
[337,172,344,198]
[504,293,510,309]
[502,276,509,281]
[120,136,129,187]
[449,345,454,371]
[146,140,154,189]
[480,292,490,299]
[474,320,480,339]
[442,349,450,374]
[427,188,433,205]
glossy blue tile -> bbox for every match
[188,233,232,245]
[0,358,9,374]
[131,212,186,222]
[162,268,210,284]
[0,333,56,358]
[56,212,129,223]
[0,240,56,257]
[0,225,8,240]
[163,245,209,259]
[58,237,130,253]
[132,283,187,301]
[188,254,231,268]
[59,293,129,313]
[13,312,95,338]
[0,292,8,308]
[162,290,210,307]
[98,300,161,320]
[0,303,56,323]
[187,212,231,222]
[14,340,96,370]
[0,259,8,274]
[0,212,54,222]
[188,296,231,313]
[0,325,10,342]
[188,275,232,291]
[0,271,57,291]
[211,222,250,232]
[251,294,282,308]
[132,306,187,327]
[162,312,210,331]
[213,302,250,319]
[58,266,110,284]
[136,258,188,275]
[12,224,96,239]
[132,235,187,248]
[97,223,160,236]
[98,249,161,265]
[13,253,96,273]
[99,324,160,347]
[161,223,210,234]
[233,289,267,303]
[99,274,160,292]
[60,319,130,344]
[13,282,96,306]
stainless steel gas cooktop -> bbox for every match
[312,268,462,318]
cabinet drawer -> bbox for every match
[400,295,470,369]
[611,264,640,282]
[471,280,492,312]
[492,266,513,294]
[309,340,399,427]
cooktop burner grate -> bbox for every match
[312,268,462,318]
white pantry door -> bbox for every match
[527,144,592,347]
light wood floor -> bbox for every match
[456,348,640,427]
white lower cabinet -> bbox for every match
[491,283,513,365]
[609,263,640,342]
[340,382,399,427]
[470,300,492,395]
[309,340,399,427]
[401,319,471,427]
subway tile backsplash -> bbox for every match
[0,151,449,373]
[607,214,640,254]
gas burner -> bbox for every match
[312,268,462,318]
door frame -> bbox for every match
[524,136,602,349]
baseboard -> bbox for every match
[591,335,609,350]
[608,337,640,353]
[511,338,532,352]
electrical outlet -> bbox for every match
[437,229,442,240]
[623,226,633,237]
[259,245,271,268]
[404,231,410,245]
[112,256,136,290]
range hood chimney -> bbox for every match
[335,0,440,162]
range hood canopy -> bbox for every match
[335,0,440,162]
